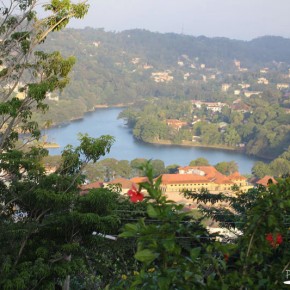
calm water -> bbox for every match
[46,107,262,174]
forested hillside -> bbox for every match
[35,28,290,126]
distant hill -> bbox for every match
[45,29,290,66]
[34,29,290,126]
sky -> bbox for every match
[67,0,290,40]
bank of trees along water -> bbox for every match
[119,96,290,162]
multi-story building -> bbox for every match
[159,166,251,194]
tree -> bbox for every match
[0,0,89,152]
[215,161,238,175]
[223,127,241,147]
[189,157,209,166]
[0,134,118,289]
[0,1,127,288]
[252,161,271,178]
[151,159,165,177]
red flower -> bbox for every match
[266,233,274,247]
[224,253,229,262]
[276,233,283,245]
[266,233,283,248]
[128,185,144,203]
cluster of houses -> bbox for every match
[80,165,275,205]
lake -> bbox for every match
[46,107,263,174]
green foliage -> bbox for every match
[252,146,290,178]
[116,162,290,289]
[0,0,89,151]
[214,161,238,175]
[189,157,209,166]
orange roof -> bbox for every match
[177,166,238,185]
[213,177,233,184]
[228,172,247,181]
[80,181,104,195]
[107,178,136,189]
[130,177,149,184]
[81,181,103,190]
[178,166,226,178]
[161,174,210,185]
[256,176,277,187]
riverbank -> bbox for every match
[43,103,131,130]
[143,139,242,152]
[45,107,261,173]
[138,139,272,161]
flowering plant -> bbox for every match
[117,162,290,290]
[127,185,144,203]
[266,233,283,248]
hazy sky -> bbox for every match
[68,0,290,40]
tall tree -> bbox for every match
[0,1,124,289]
[0,0,89,151]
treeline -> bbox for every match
[43,155,239,182]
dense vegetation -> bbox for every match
[32,28,290,174]
[0,1,289,289]
[119,96,290,160]
[33,28,290,127]
[43,156,238,182]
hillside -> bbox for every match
[34,29,290,131]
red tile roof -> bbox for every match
[228,172,247,181]
[161,174,210,185]
[80,181,104,195]
[256,176,277,187]
[130,177,149,184]
[176,166,244,185]
[107,178,136,189]
[81,181,103,190]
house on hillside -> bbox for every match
[221,83,231,92]
[257,77,269,85]
[166,119,188,130]
[191,100,227,112]
[151,71,173,83]
[277,83,289,90]
[244,90,262,98]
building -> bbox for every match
[103,178,137,194]
[151,71,174,83]
[244,91,262,98]
[130,177,149,184]
[166,119,188,130]
[80,181,104,195]
[159,166,251,195]
[238,83,251,89]
[221,83,230,92]
[277,83,289,90]
[191,100,228,112]
[231,101,250,113]
[260,68,269,74]
[256,176,277,187]
[257,77,269,85]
